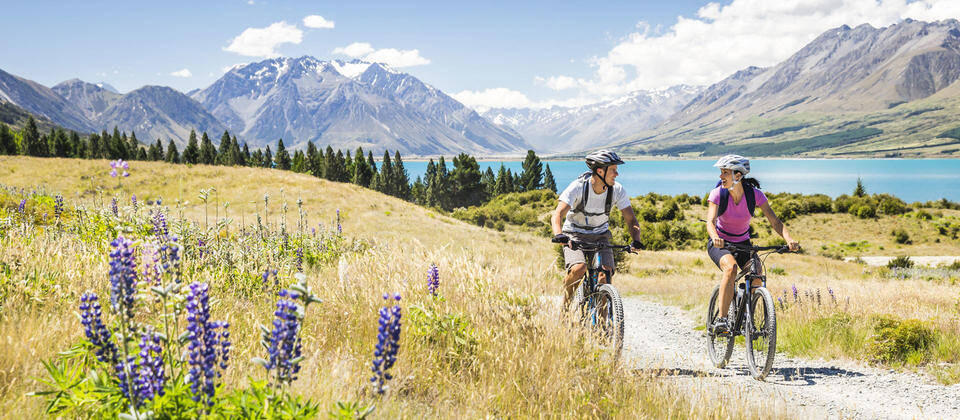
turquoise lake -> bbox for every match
[402,159,960,202]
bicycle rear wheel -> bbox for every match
[706,285,734,368]
[595,283,624,363]
[745,287,777,380]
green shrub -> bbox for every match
[891,228,911,244]
[656,200,681,221]
[638,205,657,223]
[887,255,914,269]
[877,194,909,215]
[915,209,933,220]
[869,317,937,365]
[855,204,876,219]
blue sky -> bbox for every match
[2,0,959,110]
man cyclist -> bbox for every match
[551,150,642,307]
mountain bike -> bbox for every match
[569,241,635,363]
[706,243,793,380]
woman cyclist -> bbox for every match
[707,155,799,335]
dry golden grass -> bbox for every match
[0,156,781,418]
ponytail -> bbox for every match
[741,177,760,189]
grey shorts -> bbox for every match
[562,231,615,273]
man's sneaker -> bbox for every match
[713,317,730,336]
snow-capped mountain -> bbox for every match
[482,85,702,153]
[192,56,530,155]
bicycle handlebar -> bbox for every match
[569,240,636,253]
[724,243,793,253]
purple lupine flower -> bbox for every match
[261,268,278,285]
[54,194,64,220]
[131,194,137,211]
[262,289,303,385]
[115,356,140,402]
[136,329,165,403]
[185,282,230,406]
[17,199,25,214]
[197,238,205,259]
[111,197,118,217]
[828,287,836,304]
[156,197,162,206]
[777,296,784,310]
[159,235,181,284]
[141,244,162,286]
[791,284,798,302]
[296,247,303,273]
[110,159,130,177]
[336,209,342,235]
[152,210,169,239]
[108,235,138,323]
[79,293,118,364]
[371,293,402,395]
[427,264,439,296]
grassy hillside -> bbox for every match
[616,95,960,158]
[0,156,759,418]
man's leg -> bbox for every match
[563,263,587,307]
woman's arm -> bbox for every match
[706,202,724,248]
[759,202,799,251]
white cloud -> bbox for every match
[452,88,533,112]
[170,69,192,78]
[224,21,303,58]
[535,75,577,91]
[332,42,375,58]
[303,15,335,29]
[543,0,960,98]
[332,42,430,68]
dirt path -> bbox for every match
[620,295,960,419]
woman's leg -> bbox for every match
[718,254,739,316]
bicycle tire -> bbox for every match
[706,285,734,368]
[595,283,624,363]
[744,287,777,380]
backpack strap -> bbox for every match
[715,182,756,217]
[573,173,614,217]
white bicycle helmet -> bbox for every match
[585,149,625,170]
[713,154,750,175]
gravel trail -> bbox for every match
[620,295,960,419]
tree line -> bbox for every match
[0,116,557,210]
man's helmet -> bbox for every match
[713,154,750,175]
[585,149,625,170]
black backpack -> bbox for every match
[573,171,613,217]
[714,181,756,237]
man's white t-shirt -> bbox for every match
[559,178,631,234]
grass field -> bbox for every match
[0,156,773,418]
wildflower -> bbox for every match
[109,235,138,323]
[152,210,169,239]
[141,244,162,286]
[263,289,303,385]
[816,289,822,306]
[136,329,165,403]
[427,264,439,296]
[185,282,230,405]
[115,356,140,402]
[17,199,25,214]
[777,296,785,310]
[828,287,836,304]
[197,238,205,259]
[79,293,118,364]
[791,284,798,302]
[296,247,303,272]
[110,159,130,177]
[111,197,119,217]
[371,293,402,395]
[336,209,342,235]
[156,197,162,206]
[262,268,278,285]
[131,194,137,211]
[54,194,64,220]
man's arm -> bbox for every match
[552,201,570,235]
[620,206,642,244]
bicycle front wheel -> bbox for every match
[745,287,777,380]
[706,285,734,368]
[596,283,624,363]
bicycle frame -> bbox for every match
[578,248,606,326]
[727,249,766,337]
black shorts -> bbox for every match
[707,239,752,270]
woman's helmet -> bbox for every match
[585,149,625,170]
[713,154,750,175]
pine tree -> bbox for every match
[494,164,509,196]
[217,131,233,165]
[250,149,263,167]
[451,153,483,208]
[481,167,496,201]
[345,150,355,181]
[392,151,410,199]
[291,150,307,173]
[98,130,111,158]
[128,131,140,159]
[306,141,320,176]
[148,139,162,161]
[69,131,83,158]
[87,133,102,159]
[230,136,243,166]
[352,147,373,186]
[378,151,394,195]
[0,123,13,155]
[111,127,127,159]
[854,177,866,197]
[52,128,70,157]
[241,142,251,167]
[519,150,543,191]
[367,151,377,187]
[275,139,291,170]
[544,164,557,193]
[427,156,452,209]
[411,176,427,205]
[165,140,180,163]
[183,130,200,164]
[199,131,217,164]
[136,147,147,160]
[22,117,42,156]
[335,150,349,182]
[263,146,273,168]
